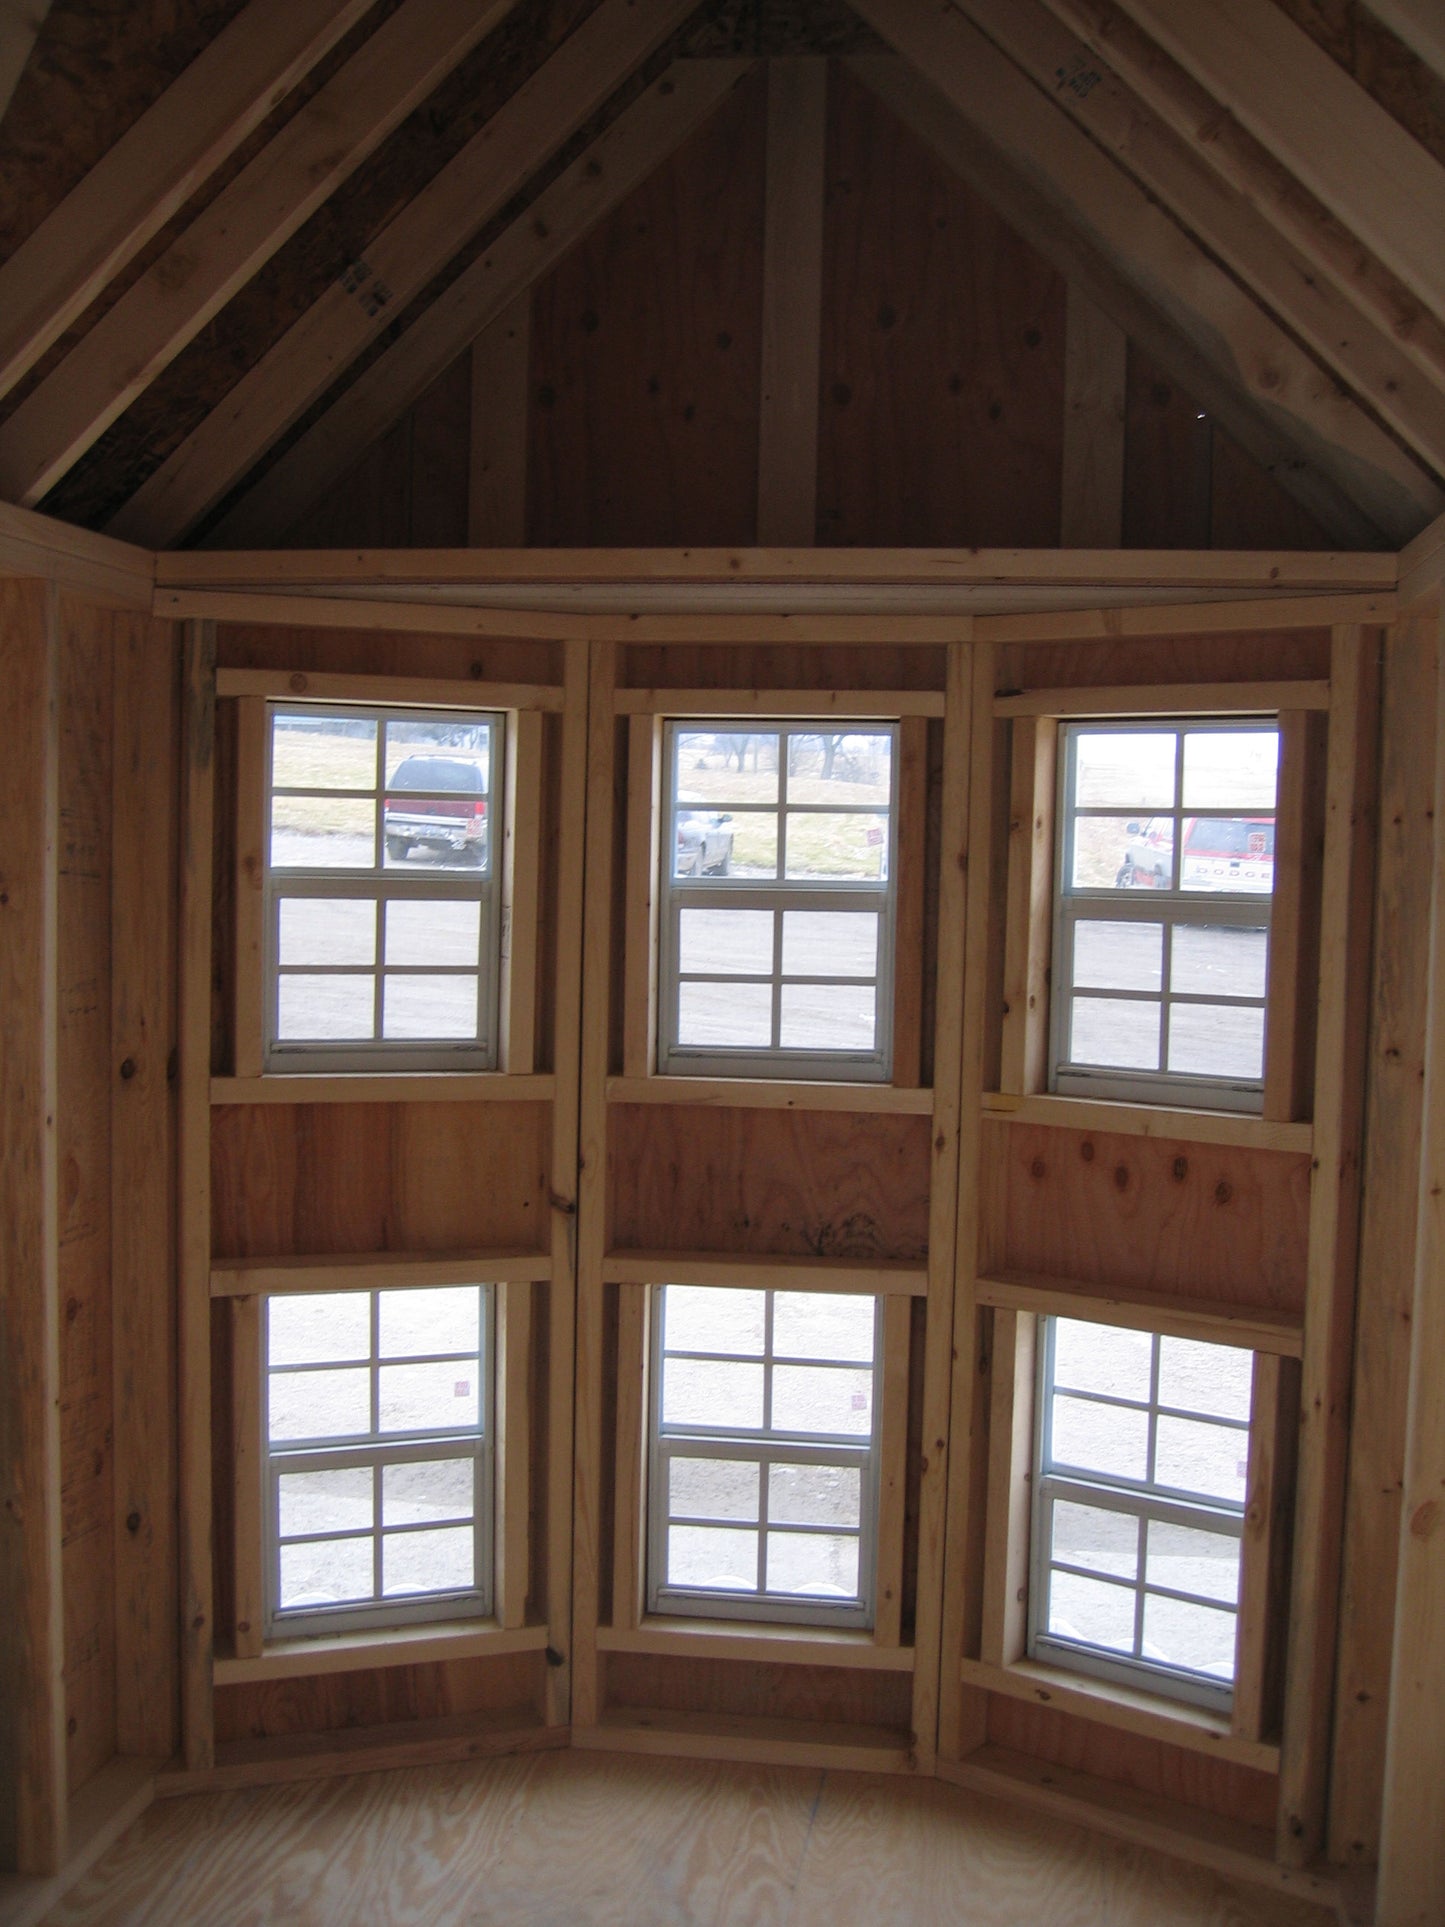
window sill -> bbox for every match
[959,1655,1279,1774]
[607,1074,933,1115]
[214,1620,549,1684]
[981,1090,1311,1154]
[599,1617,913,1671]
[211,1071,556,1105]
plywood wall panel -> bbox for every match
[999,1125,1310,1312]
[620,641,946,692]
[527,63,767,548]
[603,1653,913,1731]
[817,64,1065,550]
[996,630,1332,696]
[609,1104,932,1261]
[216,624,562,691]
[214,1650,543,1741]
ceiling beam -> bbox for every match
[207,59,755,548]
[0,0,511,511]
[0,0,374,404]
[1368,0,1445,86]
[845,5,1442,544]
[962,0,1445,484]
[0,0,52,127]
[1114,0,1445,326]
[106,0,699,549]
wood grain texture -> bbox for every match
[214,1649,543,1743]
[1061,286,1126,548]
[215,621,562,693]
[756,58,826,546]
[469,297,530,547]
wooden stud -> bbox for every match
[1231,1353,1297,1745]
[873,1295,913,1649]
[891,717,928,1089]
[177,618,217,1773]
[501,710,542,1075]
[756,59,827,546]
[998,718,1056,1097]
[468,295,531,547]
[1060,286,1126,548]
[494,1280,533,1631]
[622,716,661,1080]
[979,1310,1037,1668]
[610,1285,649,1633]
[599,1621,913,1671]
[1262,711,1310,1123]
[230,1299,263,1663]
[232,698,265,1081]
[1277,625,1379,1865]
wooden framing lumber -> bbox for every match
[0,503,152,611]
[0,0,508,507]
[975,1271,1304,1357]
[601,1252,928,1295]
[0,0,375,403]
[873,1296,913,1649]
[209,1251,552,1295]
[844,26,1440,545]
[494,1280,533,1631]
[108,0,704,547]
[998,717,1055,1095]
[1368,0,1445,84]
[0,0,51,127]
[756,58,827,546]
[978,1309,1036,1667]
[1060,286,1126,548]
[622,716,661,1080]
[468,297,531,548]
[501,710,542,1075]
[202,58,754,549]
[229,1299,263,1661]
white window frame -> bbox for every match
[646,1285,882,1630]
[264,701,503,1073]
[657,721,898,1082]
[1027,1315,1247,1714]
[1051,718,1277,1114]
[262,1284,496,1639]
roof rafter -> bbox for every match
[0,0,53,128]
[1368,0,1445,87]
[847,1,1442,544]
[0,0,512,510]
[209,58,758,548]
[0,0,375,402]
[958,0,1445,484]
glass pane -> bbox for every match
[1050,1498,1139,1581]
[1170,924,1268,999]
[668,1457,759,1523]
[1068,996,1161,1070]
[279,1536,373,1611]
[766,1531,859,1600]
[384,899,481,968]
[1166,1003,1264,1080]
[661,1357,764,1431]
[676,730,779,805]
[678,908,773,976]
[1073,731,1176,809]
[385,722,491,789]
[1146,1520,1241,1605]
[378,1287,481,1360]
[1142,1592,1236,1679]
[784,812,887,881]
[382,1458,474,1527]
[779,983,875,1052]
[277,1466,373,1539]
[1048,1568,1136,1652]
[673,808,746,881]
[781,910,878,979]
[1049,1393,1149,1482]
[786,731,892,805]
[268,1293,370,1368]
[677,980,772,1049]
[383,814,490,872]
[1155,1415,1249,1505]
[272,713,376,791]
[1180,817,1275,895]
[381,975,479,1041]
[382,1525,474,1597]
[663,1285,765,1358]
[378,1360,479,1433]
[1053,1320,1152,1402]
[1182,729,1277,811]
[667,1524,757,1591]
[772,1292,875,1364]
[771,1365,873,1437]
[1157,1336,1252,1423]
[277,897,375,967]
[268,1367,370,1442]
[276,973,375,1041]
[1073,920,1163,993]
[270,794,375,869]
[768,1463,861,1529]
[1072,815,1173,893]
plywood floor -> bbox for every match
[44,1749,1334,1926]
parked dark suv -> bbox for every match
[384,755,488,863]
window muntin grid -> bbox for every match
[263,1285,494,1637]
[1051,720,1278,1113]
[647,1286,882,1629]
[264,704,502,1072]
[1028,1315,1251,1712]
[658,724,898,1081]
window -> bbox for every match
[647,1286,881,1627]
[1029,1316,1250,1711]
[658,723,897,1080]
[263,1285,494,1636]
[1053,720,1278,1112]
[265,703,502,1071]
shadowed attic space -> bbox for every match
[0,0,1442,552]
